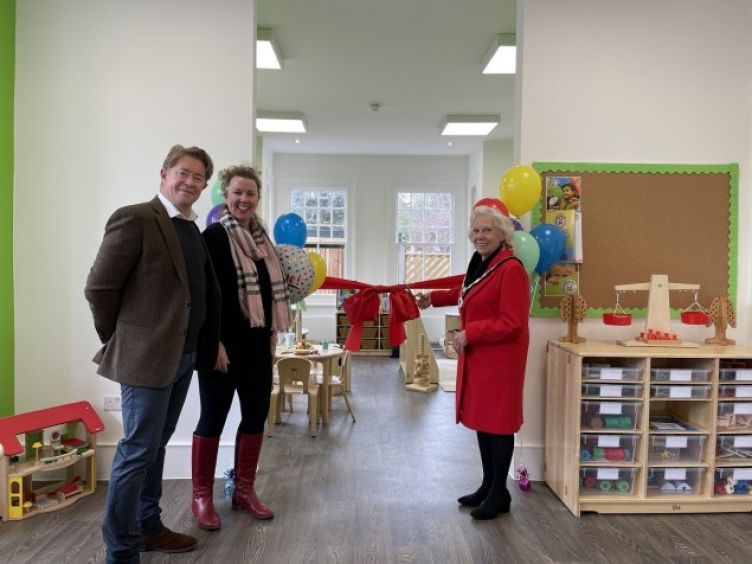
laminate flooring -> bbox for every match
[2,357,751,563]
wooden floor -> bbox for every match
[2,357,751,563]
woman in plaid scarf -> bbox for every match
[190,165,290,530]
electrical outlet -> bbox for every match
[103,396,122,411]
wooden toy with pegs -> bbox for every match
[608,274,705,348]
[405,334,438,393]
[705,296,736,346]
[559,293,588,343]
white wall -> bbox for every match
[269,153,469,341]
[481,139,514,199]
[14,0,257,478]
[515,0,752,478]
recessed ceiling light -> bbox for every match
[481,33,516,74]
[440,115,500,136]
[447,141,453,147]
[256,112,306,133]
[294,138,301,144]
[257,29,282,70]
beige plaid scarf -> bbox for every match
[219,208,290,331]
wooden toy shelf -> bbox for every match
[0,401,104,521]
[336,311,392,356]
[545,340,752,516]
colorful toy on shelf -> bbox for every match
[602,291,632,326]
[559,293,588,344]
[605,274,706,347]
[705,295,736,345]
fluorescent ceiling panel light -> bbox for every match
[256,112,306,133]
[481,33,516,74]
[257,28,282,70]
[440,115,499,136]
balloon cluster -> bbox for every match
[474,165,566,278]
[272,213,327,304]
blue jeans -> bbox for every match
[102,352,195,564]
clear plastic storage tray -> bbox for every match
[715,435,752,462]
[647,467,705,497]
[714,467,752,496]
[648,435,705,463]
[582,366,642,382]
[719,368,752,382]
[716,402,752,431]
[581,401,642,431]
[579,467,637,496]
[650,385,711,399]
[719,384,752,399]
[650,368,711,383]
[580,434,639,463]
[582,383,643,399]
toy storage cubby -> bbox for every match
[0,401,104,521]
[335,311,392,356]
[545,340,752,515]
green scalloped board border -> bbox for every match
[530,162,738,319]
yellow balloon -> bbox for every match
[499,165,542,217]
[307,251,327,294]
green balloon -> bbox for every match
[513,231,540,276]
[210,180,224,205]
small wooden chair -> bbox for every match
[269,357,320,437]
[314,351,356,422]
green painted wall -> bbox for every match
[0,0,14,416]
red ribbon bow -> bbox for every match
[321,275,464,351]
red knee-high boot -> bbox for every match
[191,434,221,530]
[232,432,274,520]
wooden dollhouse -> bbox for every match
[0,401,104,520]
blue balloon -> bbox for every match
[274,213,307,247]
[206,203,224,227]
[530,223,566,274]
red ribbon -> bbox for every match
[321,275,464,351]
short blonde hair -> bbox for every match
[218,165,262,196]
[468,206,515,251]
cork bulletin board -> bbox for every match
[530,162,738,318]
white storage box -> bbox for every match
[719,384,752,399]
[580,434,639,463]
[651,368,711,383]
[650,385,711,399]
[579,467,637,496]
[582,366,642,382]
[715,435,752,462]
[719,368,752,382]
[647,467,705,497]
[716,402,752,431]
[581,401,642,431]
[648,435,705,463]
[582,383,643,399]
[714,467,752,496]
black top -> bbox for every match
[171,217,208,353]
[202,222,273,367]
[464,246,502,288]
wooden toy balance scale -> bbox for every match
[603,274,711,348]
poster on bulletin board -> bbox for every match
[530,162,738,318]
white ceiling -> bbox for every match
[257,0,517,156]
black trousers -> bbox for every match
[194,344,273,436]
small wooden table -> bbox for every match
[275,344,344,424]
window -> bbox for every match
[290,189,347,294]
[396,192,453,284]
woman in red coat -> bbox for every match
[417,205,529,520]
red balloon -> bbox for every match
[474,197,509,217]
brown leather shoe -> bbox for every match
[139,527,197,553]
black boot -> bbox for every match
[471,434,514,520]
[458,432,493,507]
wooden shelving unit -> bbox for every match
[545,340,752,516]
[336,311,392,356]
